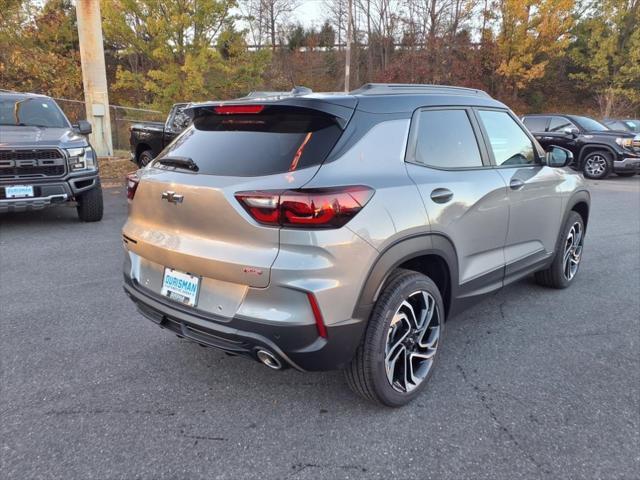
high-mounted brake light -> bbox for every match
[235,186,374,229]
[126,171,140,201]
[214,105,265,115]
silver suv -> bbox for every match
[122,84,590,406]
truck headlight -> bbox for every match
[66,146,96,171]
[615,137,634,149]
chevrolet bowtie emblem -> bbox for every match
[161,191,184,204]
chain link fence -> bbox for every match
[54,98,164,155]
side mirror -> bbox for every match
[75,120,92,135]
[545,146,573,168]
[562,127,579,137]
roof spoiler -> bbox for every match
[186,92,357,129]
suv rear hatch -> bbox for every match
[123,99,355,293]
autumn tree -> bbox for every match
[495,0,574,104]
[0,0,82,98]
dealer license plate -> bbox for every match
[5,185,34,198]
[161,268,200,307]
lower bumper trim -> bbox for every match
[614,157,640,171]
[123,276,366,372]
[0,193,68,212]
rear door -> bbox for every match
[544,116,580,151]
[405,107,509,295]
[475,109,564,281]
[123,104,349,290]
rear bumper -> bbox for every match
[0,173,100,213]
[123,276,365,371]
[613,156,640,172]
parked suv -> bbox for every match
[0,92,103,221]
[522,113,640,178]
[122,84,590,406]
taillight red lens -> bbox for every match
[214,104,264,115]
[235,186,374,229]
[126,172,140,200]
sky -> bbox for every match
[292,1,327,28]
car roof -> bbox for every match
[0,90,52,101]
[190,83,507,115]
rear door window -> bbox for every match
[156,106,343,177]
[548,116,577,132]
[522,116,548,133]
[410,109,484,169]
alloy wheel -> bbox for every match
[585,155,607,177]
[563,222,583,281]
[385,290,441,393]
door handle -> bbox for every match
[430,188,453,204]
[510,178,525,190]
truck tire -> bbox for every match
[138,149,154,167]
[345,269,444,407]
[582,151,612,179]
[76,183,104,222]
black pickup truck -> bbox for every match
[129,103,191,166]
[522,114,640,179]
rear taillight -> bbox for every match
[235,186,374,229]
[126,172,140,201]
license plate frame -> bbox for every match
[161,268,201,307]
[5,185,34,198]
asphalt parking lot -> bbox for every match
[1,176,639,480]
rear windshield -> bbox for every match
[155,106,343,176]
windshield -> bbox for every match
[0,96,70,128]
[573,116,609,132]
[624,120,640,133]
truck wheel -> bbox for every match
[535,211,584,289]
[582,151,612,179]
[138,150,154,167]
[345,269,444,407]
[616,172,636,177]
[76,183,104,222]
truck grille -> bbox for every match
[0,149,67,179]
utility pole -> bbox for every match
[76,0,113,156]
[344,0,352,92]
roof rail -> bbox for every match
[351,83,491,98]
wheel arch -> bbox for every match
[135,143,152,161]
[566,190,591,231]
[577,144,616,166]
[352,234,458,323]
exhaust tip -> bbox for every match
[256,349,282,370]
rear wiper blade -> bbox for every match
[156,156,199,172]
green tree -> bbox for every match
[570,0,640,117]
[102,0,270,110]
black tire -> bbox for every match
[138,149,154,167]
[616,172,637,177]
[345,269,445,407]
[76,183,104,222]
[534,211,584,289]
[582,151,612,179]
